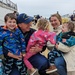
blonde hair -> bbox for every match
[36,18,50,31]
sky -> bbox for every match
[11,0,75,18]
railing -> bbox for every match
[0,0,17,10]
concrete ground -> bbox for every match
[49,72,59,75]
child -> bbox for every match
[24,18,56,75]
[0,13,26,75]
[0,27,5,75]
[47,21,75,74]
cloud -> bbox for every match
[11,0,75,18]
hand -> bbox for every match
[15,55,22,60]
[55,43,58,49]
[15,52,23,60]
[62,39,66,43]
[35,44,42,52]
[7,52,22,60]
[22,53,26,57]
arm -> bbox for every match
[7,52,22,60]
[19,29,26,55]
[47,32,56,45]
[63,36,75,46]
[46,32,56,50]
[56,42,72,52]
[0,35,4,58]
[0,30,6,59]
[55,32,74,53]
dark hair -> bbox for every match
[64,21,75,32]
[49,13,62,25]
[4,13,17,22]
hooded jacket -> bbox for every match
[0,26,26,56]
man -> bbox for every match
[11,13,50,75]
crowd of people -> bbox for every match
[0,12,75,75]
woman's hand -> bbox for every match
[62,39,66,43]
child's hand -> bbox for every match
[62,39,66,43]
[16,55,22,60]
[22,53,26,57]
[7,52,22,60]
[55,43,58,49]
[15,53,22,60]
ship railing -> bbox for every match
[0,0,17,10]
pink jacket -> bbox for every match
[26,29,56,52]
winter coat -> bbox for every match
[47,25,75,74]
[57,42,75,71]
[0,26,26,56]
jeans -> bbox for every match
[55,56,67,75]
[29,53,50,75]
[10,53,50,75]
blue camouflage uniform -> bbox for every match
[0,26,27,75]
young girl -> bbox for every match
[47,21,75,74]
[24,18,56,75]
[0,13,26,75]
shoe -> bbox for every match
[30,69,39,75]
[46,65,57,74]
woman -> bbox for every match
[48,13,75,75]
[48,13,67,75]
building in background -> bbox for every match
[0,0,17,25]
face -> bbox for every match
[18,22,32,33]
[5,18,16,30]
[50,16,60,28]
[62,24,68,33]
